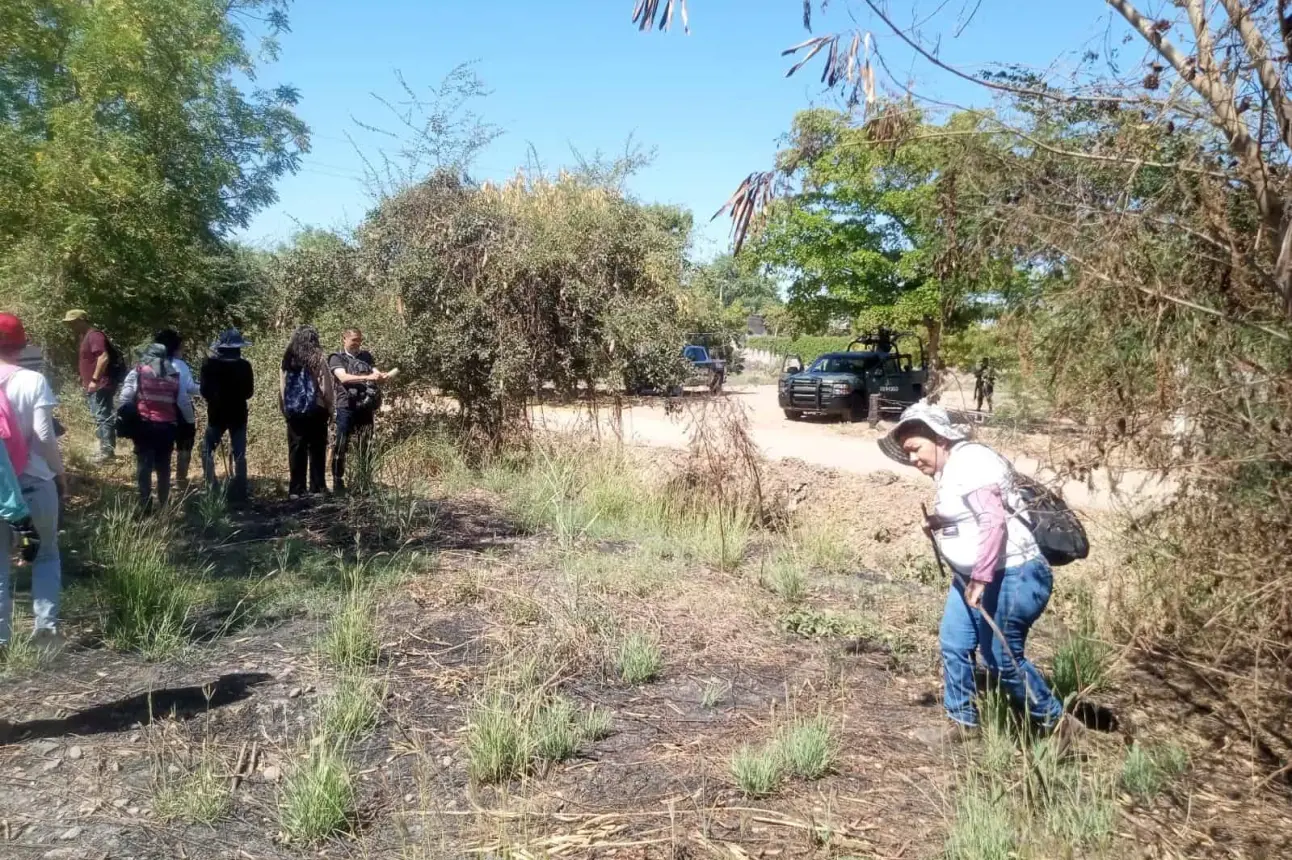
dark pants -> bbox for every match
[86,388,116,458]
[331,407,374,491]
[286,413,328,496]
[175,418,196,489]
[134,422,177,509]
[203,422,248,499]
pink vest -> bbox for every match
[136,365,179,424]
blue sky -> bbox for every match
[239,1,1132,258]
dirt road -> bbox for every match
[535,384,1173,514]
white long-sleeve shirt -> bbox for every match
[120,367,196,424]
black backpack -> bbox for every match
[103,335,128,388]
[1012,473,1090,566]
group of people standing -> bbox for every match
[0,312,391,651]
[67,315,392,505]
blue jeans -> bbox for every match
[939,557,1064,729]
[202,423,248,499]
[86,388,116,457]
[0,477,61,644]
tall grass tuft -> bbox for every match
[465,694,532,784]
[944,778,1015,860]
[317,673,383,740]
[1121,741,1189,798]
[615,632,663,684]
[1050,633,1111,702]
[154,742,231,824]
[278,742,356,842]
[778,717,835,779]
[731,744,784,798]
[94,503,194,657]
[320,589,380,670]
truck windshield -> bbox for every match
[810,355,878,374]
[683,346,707,362]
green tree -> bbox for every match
[686,254,781,313]
[743,107,1014,365]
[0,0,308,342]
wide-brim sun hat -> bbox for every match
[213,328,251,350]
[62,309,89,323]
[878,401,970,465]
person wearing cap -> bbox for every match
[879,401,1077,748]
[0,313,65,648]
[63,309,117,462]
[154,330,201,493]
[199,329,255,500]
[119,340,195,510]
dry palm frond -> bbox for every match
[713,170,778,255]
[632,0,689,34]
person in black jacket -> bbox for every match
[327,328,390,494]
[199,329,255,500]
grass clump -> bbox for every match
[615,632,663,684]
[320,591,380,670]
[317,674,383,741]
[278,743,356,842]
[701,678,727,709]
[532,697,581,762]
[94,504,195,658]
[154,744,231,825]
[465,696,532,784]
[778,717,835,779]
[731,743,784,798]
[759,555,808,604]
[580,706,614,741]
[1121,742,1189,798]
[944,779,1015,860]
[0,619,59,678]
[1050,632,1111,702]
[464,693,614,784]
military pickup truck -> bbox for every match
[777,330,928,421]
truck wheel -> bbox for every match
[783,409,803,421]
[847,401,868,423]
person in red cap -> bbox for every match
[0,313,65,649]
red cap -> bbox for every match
[0,313,28,353]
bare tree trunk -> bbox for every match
[923,313,942,402]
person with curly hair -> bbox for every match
[279,325,334,499]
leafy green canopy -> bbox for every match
[0,0,307,343]
[743,107,1021,349]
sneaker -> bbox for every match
[913,720,980,748]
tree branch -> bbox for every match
[1219,0,1292,149]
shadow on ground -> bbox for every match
[0,672,273,745]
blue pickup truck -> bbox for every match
[682,344,727,393]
